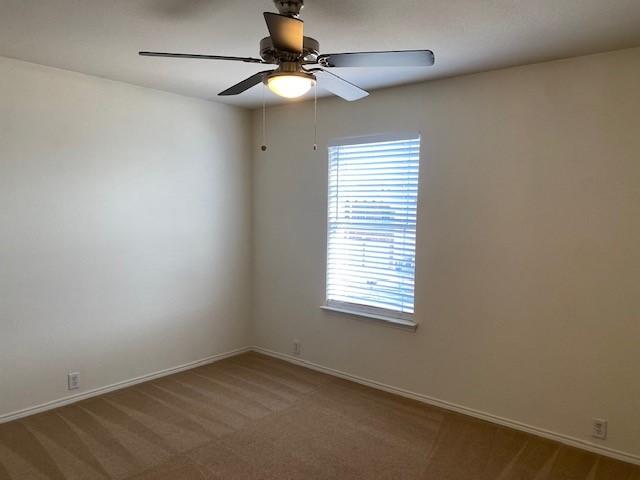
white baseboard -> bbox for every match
[0,346,251,424]
[251,346,640,466]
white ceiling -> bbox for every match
[1,0,639,108]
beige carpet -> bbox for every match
[0,352,637,479]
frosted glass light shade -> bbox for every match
[267,74,314,98]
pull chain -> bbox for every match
[261,83,267,151]
[313,80,318,151]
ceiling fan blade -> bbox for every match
[139,51,265,64]
[317,50,435,68]
[307,68,369,101]
[218,70,275,96]
[263,12,303,54]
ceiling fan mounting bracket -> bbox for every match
[273,0,304,17]
[260,36,319,64]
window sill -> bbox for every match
[320,305,418,332]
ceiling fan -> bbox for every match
[139,0,435,101]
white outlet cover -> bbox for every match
[68,372,80,390]
[592,418,607,439]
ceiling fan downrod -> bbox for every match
[273,0,304,17]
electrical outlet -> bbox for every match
[68,372,80,390]
[293,340,301,356]
[592,418,607,440]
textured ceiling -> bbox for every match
[1,0,640,108]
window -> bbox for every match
[325,133,420,326]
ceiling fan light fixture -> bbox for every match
[140,2,435,102]
[266,72,315,98]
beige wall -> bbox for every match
[1,46,638,460]
[251,48,640,458]
[0,57,252,417]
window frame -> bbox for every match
[322,132,421,330]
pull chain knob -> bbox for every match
[261,83,267,152]
[313,80,318,152]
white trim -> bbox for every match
[320,304,417,331]
[328,131,421,147]
[251,346,640,467]
[0,346,251,424]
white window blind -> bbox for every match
[326,134,420,321]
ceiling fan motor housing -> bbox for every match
[259,36,319,63]
[273,0,304,17]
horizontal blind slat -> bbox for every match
[327,245,416,257]
[327,136,420,315]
